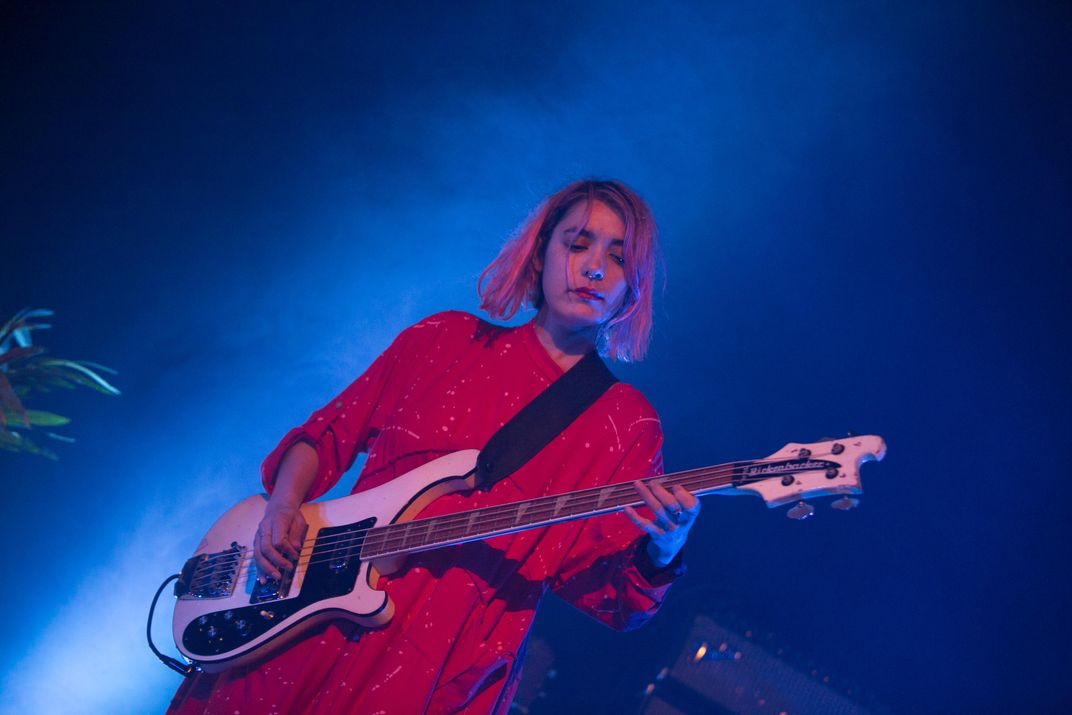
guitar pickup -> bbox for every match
[251,568,294,604]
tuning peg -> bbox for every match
[818,438,846,455]
[787,501,815,520]
[831,496,859,511]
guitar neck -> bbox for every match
[359,459,753,560]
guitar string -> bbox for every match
[357,456,851,562]
[186,465,743,587]
[190,463,849,587]
[360,451,844,552]
[185,457,846,586]
[361,468,736,558]
[184,460,735,582]
[206,453,812,567]
[353,454,834,552]
[189,481,708,588]
[187,455,847,585]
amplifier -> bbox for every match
[639,615,889,715]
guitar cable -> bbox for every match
[147,574,198,676]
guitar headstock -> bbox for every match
[733,435,887,510]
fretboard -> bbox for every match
[358,459,757,560]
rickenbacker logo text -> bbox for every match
[745,459,836,477]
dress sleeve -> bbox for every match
[259,324,416,501]
[548,414,686,631]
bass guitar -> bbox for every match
[171,435,885,671]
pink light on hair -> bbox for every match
[478,179,662,362]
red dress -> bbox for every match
[168,311,682,715]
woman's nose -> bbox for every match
[580,255,605,281]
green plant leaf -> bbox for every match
[0,308,53,347]
[5,367,77,393]
[72,360,118,375]
[40,359,120,395]
[2,409,71,427]
[0,428,58,460]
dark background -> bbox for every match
[2,2,1068,713]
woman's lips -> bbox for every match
[573,288,604,300]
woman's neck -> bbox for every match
[532,308,598,372]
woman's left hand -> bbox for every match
[624,480,700,568]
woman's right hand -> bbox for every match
[254,500,309,583]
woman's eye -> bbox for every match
[569,243,586,252]
[611,254,625,266]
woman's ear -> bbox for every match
[532,236,545,272]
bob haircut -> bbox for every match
[478,179,661,362]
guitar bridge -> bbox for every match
[176,542,244,599]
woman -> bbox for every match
[168,179,700,714]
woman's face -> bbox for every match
[536,199,629,335]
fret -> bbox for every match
[394,524,410,550]
[595,486,610,510]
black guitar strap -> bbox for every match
[474,349,618,491]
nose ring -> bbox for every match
[583,269,604,281]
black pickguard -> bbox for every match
[181,517,376,658]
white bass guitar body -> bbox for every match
[173,449,481,671]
